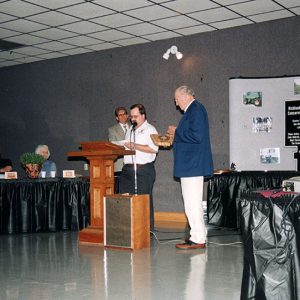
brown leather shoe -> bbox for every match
[175,240,206,250]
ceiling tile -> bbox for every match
[0,27,20,39]
[18,56,44,63]
[32,28,78,40]
[115,37,150,46]
[61,48,93,55]
[121,23,164,35]
[91,0,152,12]
[213,0,249,5]
[58,2,114,19]
[150,0,171,2]
[0,60,22,67]
[36,52,68,59]
[59,21,107,34]
[0,51,25,59]
[211,17,253,29]
[60,35,101,46]
[152,15,201,30]
[142,31,181,41]
[125,5,178,21]
[162,0,220,14]
[0,12,18,23]
[0,0,48,18]
[4,34,49,45]
[91,13,141,28]
[37,41,75,51]
[27,11,80,26]
[1,19,49,33]
[85,42,119,51]
[14,46,50,55]
[230,0,282,16]
[25,0,84,9]
[175,25,216,35]
[88,29,134,42]
[290,7,300,15]
[189,7,240,23]
[274,0,300,8]
[249,10,294,22]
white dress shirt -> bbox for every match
[124,120,158,164]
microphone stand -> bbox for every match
[132,127,138,195]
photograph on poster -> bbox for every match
[243,91,262,107]
[252,117,272,133]
[260,147,280,164]
[294,79,300,95]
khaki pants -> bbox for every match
[181,176,207,244]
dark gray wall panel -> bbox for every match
[1,16,300,212]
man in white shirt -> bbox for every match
[120,104,158,232]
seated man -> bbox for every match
[0,158,13,173]
[35,145,57,177]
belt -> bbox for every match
[124,163,153,168]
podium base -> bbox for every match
[78,226,104,245]
[104,194,150,250]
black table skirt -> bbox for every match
[0,177,90,234]
[239,191,300,299]
[207,171,300,228]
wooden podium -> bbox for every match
[67,141,134,245]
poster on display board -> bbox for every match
[285,99,300,171]
[229,76,300,171]
[285,100,300,147]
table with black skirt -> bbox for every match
[239,190,300,299]
[207,171,300,228]
[0,177,90,234]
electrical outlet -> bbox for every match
[84,163,89,171]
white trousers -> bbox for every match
[181,176,207,244]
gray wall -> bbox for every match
[1,16,300,212]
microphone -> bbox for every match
[131,121,137,130]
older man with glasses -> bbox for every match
[168,86,214,250]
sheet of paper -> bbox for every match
[111,140,127,146]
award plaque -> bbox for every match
[150,134,173,147]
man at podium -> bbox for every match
[120,104,158,232]
[108,106,131,193]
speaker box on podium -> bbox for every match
[104,194,150,250]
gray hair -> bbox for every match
[35,144,50,159]
[176,85,195,97]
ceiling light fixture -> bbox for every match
[162,45,183,60]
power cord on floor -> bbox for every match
[207,241,243,246]
[150,231,182,244]
[150,231,243,246]
[154,229,187,234]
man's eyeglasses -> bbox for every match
[130,115,141,119]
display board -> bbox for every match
[229,76,300,171]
